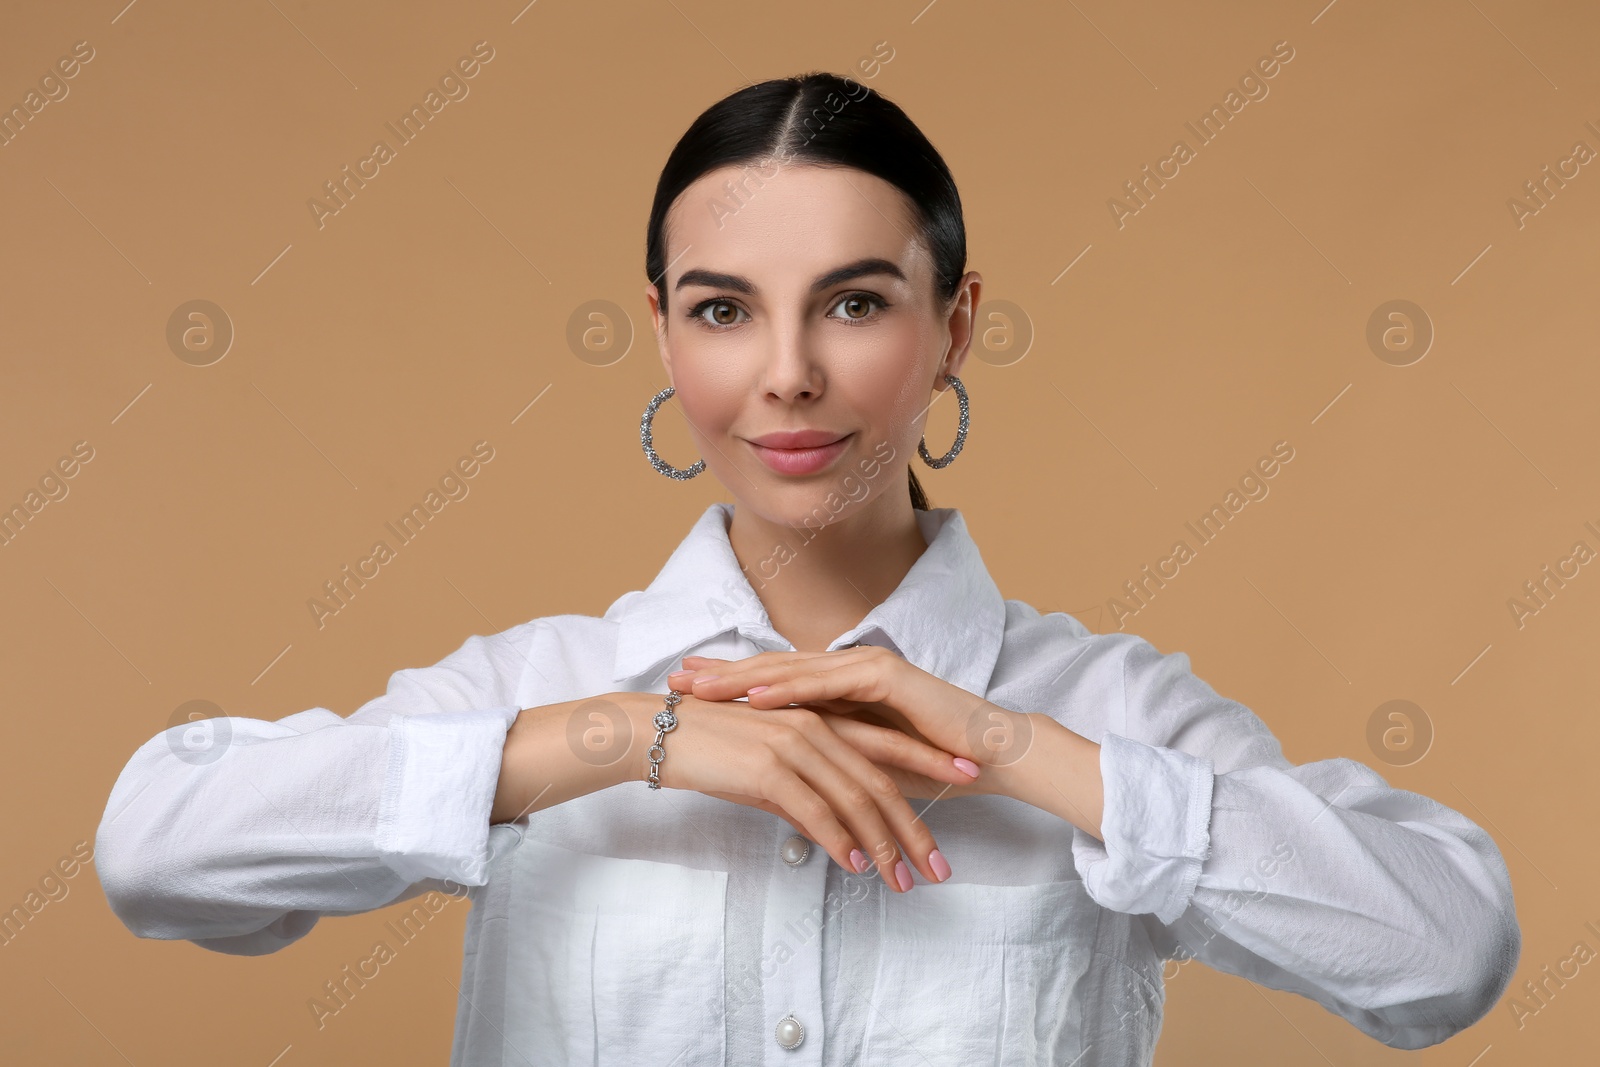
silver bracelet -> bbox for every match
[646,689,683,790]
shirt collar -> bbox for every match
[611,501,1007,696]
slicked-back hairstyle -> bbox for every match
[645,72,967,510]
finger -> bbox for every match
[693,652,890,706]
[672,650,824,680]
[682,649,843,669]
[779,712,949,888]
[675,647,877,688]
[821,714,982,786]
[759,720,921,892]
[754,754,885,883]
[741,658,891,710]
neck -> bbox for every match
[726,489,930,653]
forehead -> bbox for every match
[664,162,931,289]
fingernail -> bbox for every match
[668,669,691,680]
[692,674,720,685]
[849,848,869,873]
[928,849,951,882]
[952,757,980,778]
[748,685,769,695]
[894,860,913,892]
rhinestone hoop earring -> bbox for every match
[918,374,969,469]
[640,385,706,480]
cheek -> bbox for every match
[671,351,747,434]
[839,324,937,434]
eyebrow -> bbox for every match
[673,257,907,296]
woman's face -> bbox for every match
[646,161,979,528]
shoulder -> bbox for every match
[994,598,1146,692]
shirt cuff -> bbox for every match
[375,705,520,887]
[1070,730,1215,925]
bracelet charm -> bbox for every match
[646,689,683,790]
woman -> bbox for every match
[96,72,1521,1065]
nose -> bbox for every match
[759,319,824,402]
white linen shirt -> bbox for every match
[95,502,1521,1065]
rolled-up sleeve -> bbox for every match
[1070,732,1214,925]
[1069,634,1521,1050]
[94,626,537,956]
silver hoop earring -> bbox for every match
[640,385,706,480]
[918,374,969,469]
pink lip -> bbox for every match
[746,432,854,475]
[748,429,851,449]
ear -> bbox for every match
[938,271,983,385]
[645,281,673,383]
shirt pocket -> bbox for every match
[496,835,729,1066]
[860,877,1161,1067]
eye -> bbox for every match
[829,292,889,324]
[687,299,748,329]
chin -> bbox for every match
[736,482,877,530]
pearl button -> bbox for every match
[774,1013,805,1049]
[780,835,811,866]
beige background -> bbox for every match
[1,0,1595,1063]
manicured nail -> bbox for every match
[692,674,720,685]
[748,685,769,695]
[928,849,951,882]
[952,757,980,778]
[894,860,913,892]
[668,669,691,681]
[849,848,869,873]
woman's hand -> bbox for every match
[668,646,1036,769]
[633,690,973,891]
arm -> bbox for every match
[95,622,621,956]
[990,633,1521,1050]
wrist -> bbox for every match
[983,713,1103,838]
[615,690,666,790]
